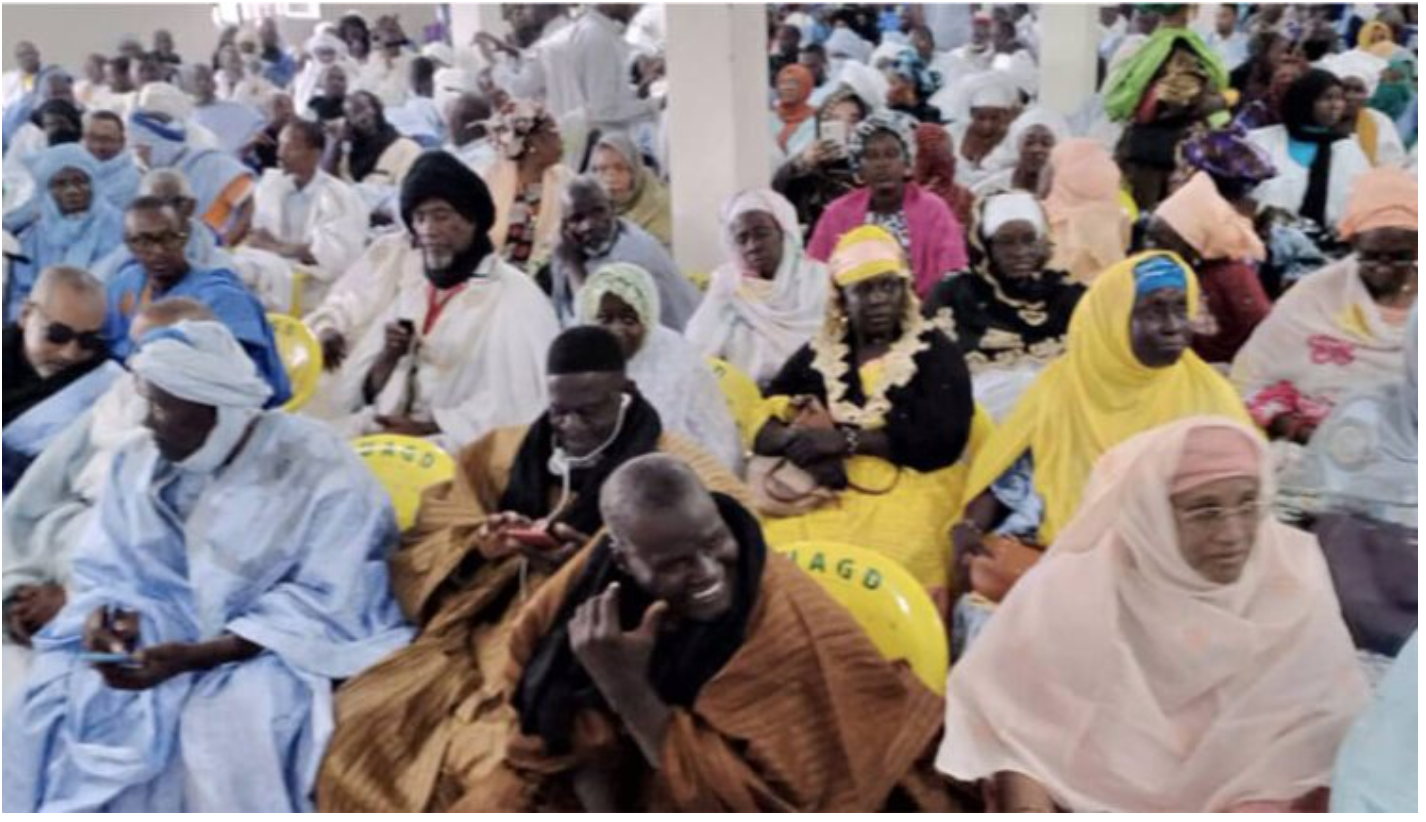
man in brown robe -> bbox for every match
[455,454,958,812]
[316,327,748,811]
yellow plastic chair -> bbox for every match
[267,313,322,413]
[352,434,456,531]
[706,356,764,449]
[773,540,949,695]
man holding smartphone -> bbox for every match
[318,326,749,812]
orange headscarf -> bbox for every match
[1044,138,1133,284]
[1156,172,1266,262]
[1337,166,1418,239]
[775,64,816,152]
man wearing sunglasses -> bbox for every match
[2,265,122,493]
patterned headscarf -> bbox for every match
[489,99,559,160]
[848,110,918,170]
[889,47,942,99]
[576,262,662,328]
[1180,125,1277,195]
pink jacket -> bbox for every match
[806,183,969,297]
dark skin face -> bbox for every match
[858,131,908,206]
[1017,125,1055,173]
[277,123,321,185]
[611,492,738,623]
[1353,227,1417,308]
[138,379,218,464]
[909,26,935,60]
[986,220,1048,281]
[730,210,784,280]
[594,293,647,359]
[410,199,477,273]
[1129,287,1191,368]
[842,272,906,344]
[1340,76,1368,121]
[775,25,801,56]
[48,166,93,215]
[322,66,348,99]
[547,371,628,458]
[106,61,135,93]
[798,49,827,85]
[562,185,617,252]
[1170,476,1262,585]
[969,106,1013,142]
[19,286,107,379]
[344,92,379,135]
[41,111,79,144]
[1312,83,1345,129]
[124,208,191,291]
[190,65,217,105]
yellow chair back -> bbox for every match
[706,356,764,449]
[352,434,455,530]
[773,540,948,695]
[267,313,322,412]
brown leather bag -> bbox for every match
[747,396,840,517]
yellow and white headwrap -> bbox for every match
[828,225,910,288]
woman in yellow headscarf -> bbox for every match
[952,251,1253,581]
[751,225,990,609]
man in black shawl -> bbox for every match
[316,327,749,812]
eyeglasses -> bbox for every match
[30,305,107,353]
[1176,499,1269,528]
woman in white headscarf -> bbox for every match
[686,188,829,387]
[937,416,1368,812]
[576,262,743,472]
[945,71,1021,188]
[971,105,1071,197]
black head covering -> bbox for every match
[347,90,401,182]
[547,325,626,375]
[513,493,767,755]
[1280,69,1347,227]
[31,99,83,145]
[399,149,497,261]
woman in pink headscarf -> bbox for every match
[1042,138,1133,284]
[936,416,1368,813]
[1147,171,1271,363]
[1232,166,1417,442]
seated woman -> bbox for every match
[937,417,1369,812]
[923,191,1084,421]
[910,123,974,227]
[1042,138,1133,285]
[969,105,1069,197]
[946,74,1019,190]
[7,144,124,320]
[686,188,828,387]
[1147,172,1270,364]
[885,47,943,124]
[769,63,818,160]
[751,225,980,608]
[1247,69,1372,234]
[807,112,968,298]
[484,100,574,273]
[1324,54,1407,169]
[1104,27,1230,209]
[952,251,1252,603]
[325,90,422,215]
[576,262,742,472]
[772,85,868,232]
[589,132,672,248]
[1232,167,1416,444]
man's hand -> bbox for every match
[83,605,139,655]
[5,584,66,644]
[245,226,281,251]
[96,642,196,691]
[535,522,589,573]
[318,328,347,371]
[570,582,666,702]
[381,320,415,360]
[374,414,440,437]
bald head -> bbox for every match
[22,266,108,377]
[600,454,739,623]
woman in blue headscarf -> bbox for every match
[7,144,124,322]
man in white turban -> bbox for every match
[2,320,413,812]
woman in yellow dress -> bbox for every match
[750,225,987,610]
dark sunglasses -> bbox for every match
[33,306,106,352]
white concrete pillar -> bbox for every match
[665,4,770,275]
[1036,4,1101,119]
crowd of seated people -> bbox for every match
[0,2,1418,812]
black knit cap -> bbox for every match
[399,150,497,247]
[547,326,627,375]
